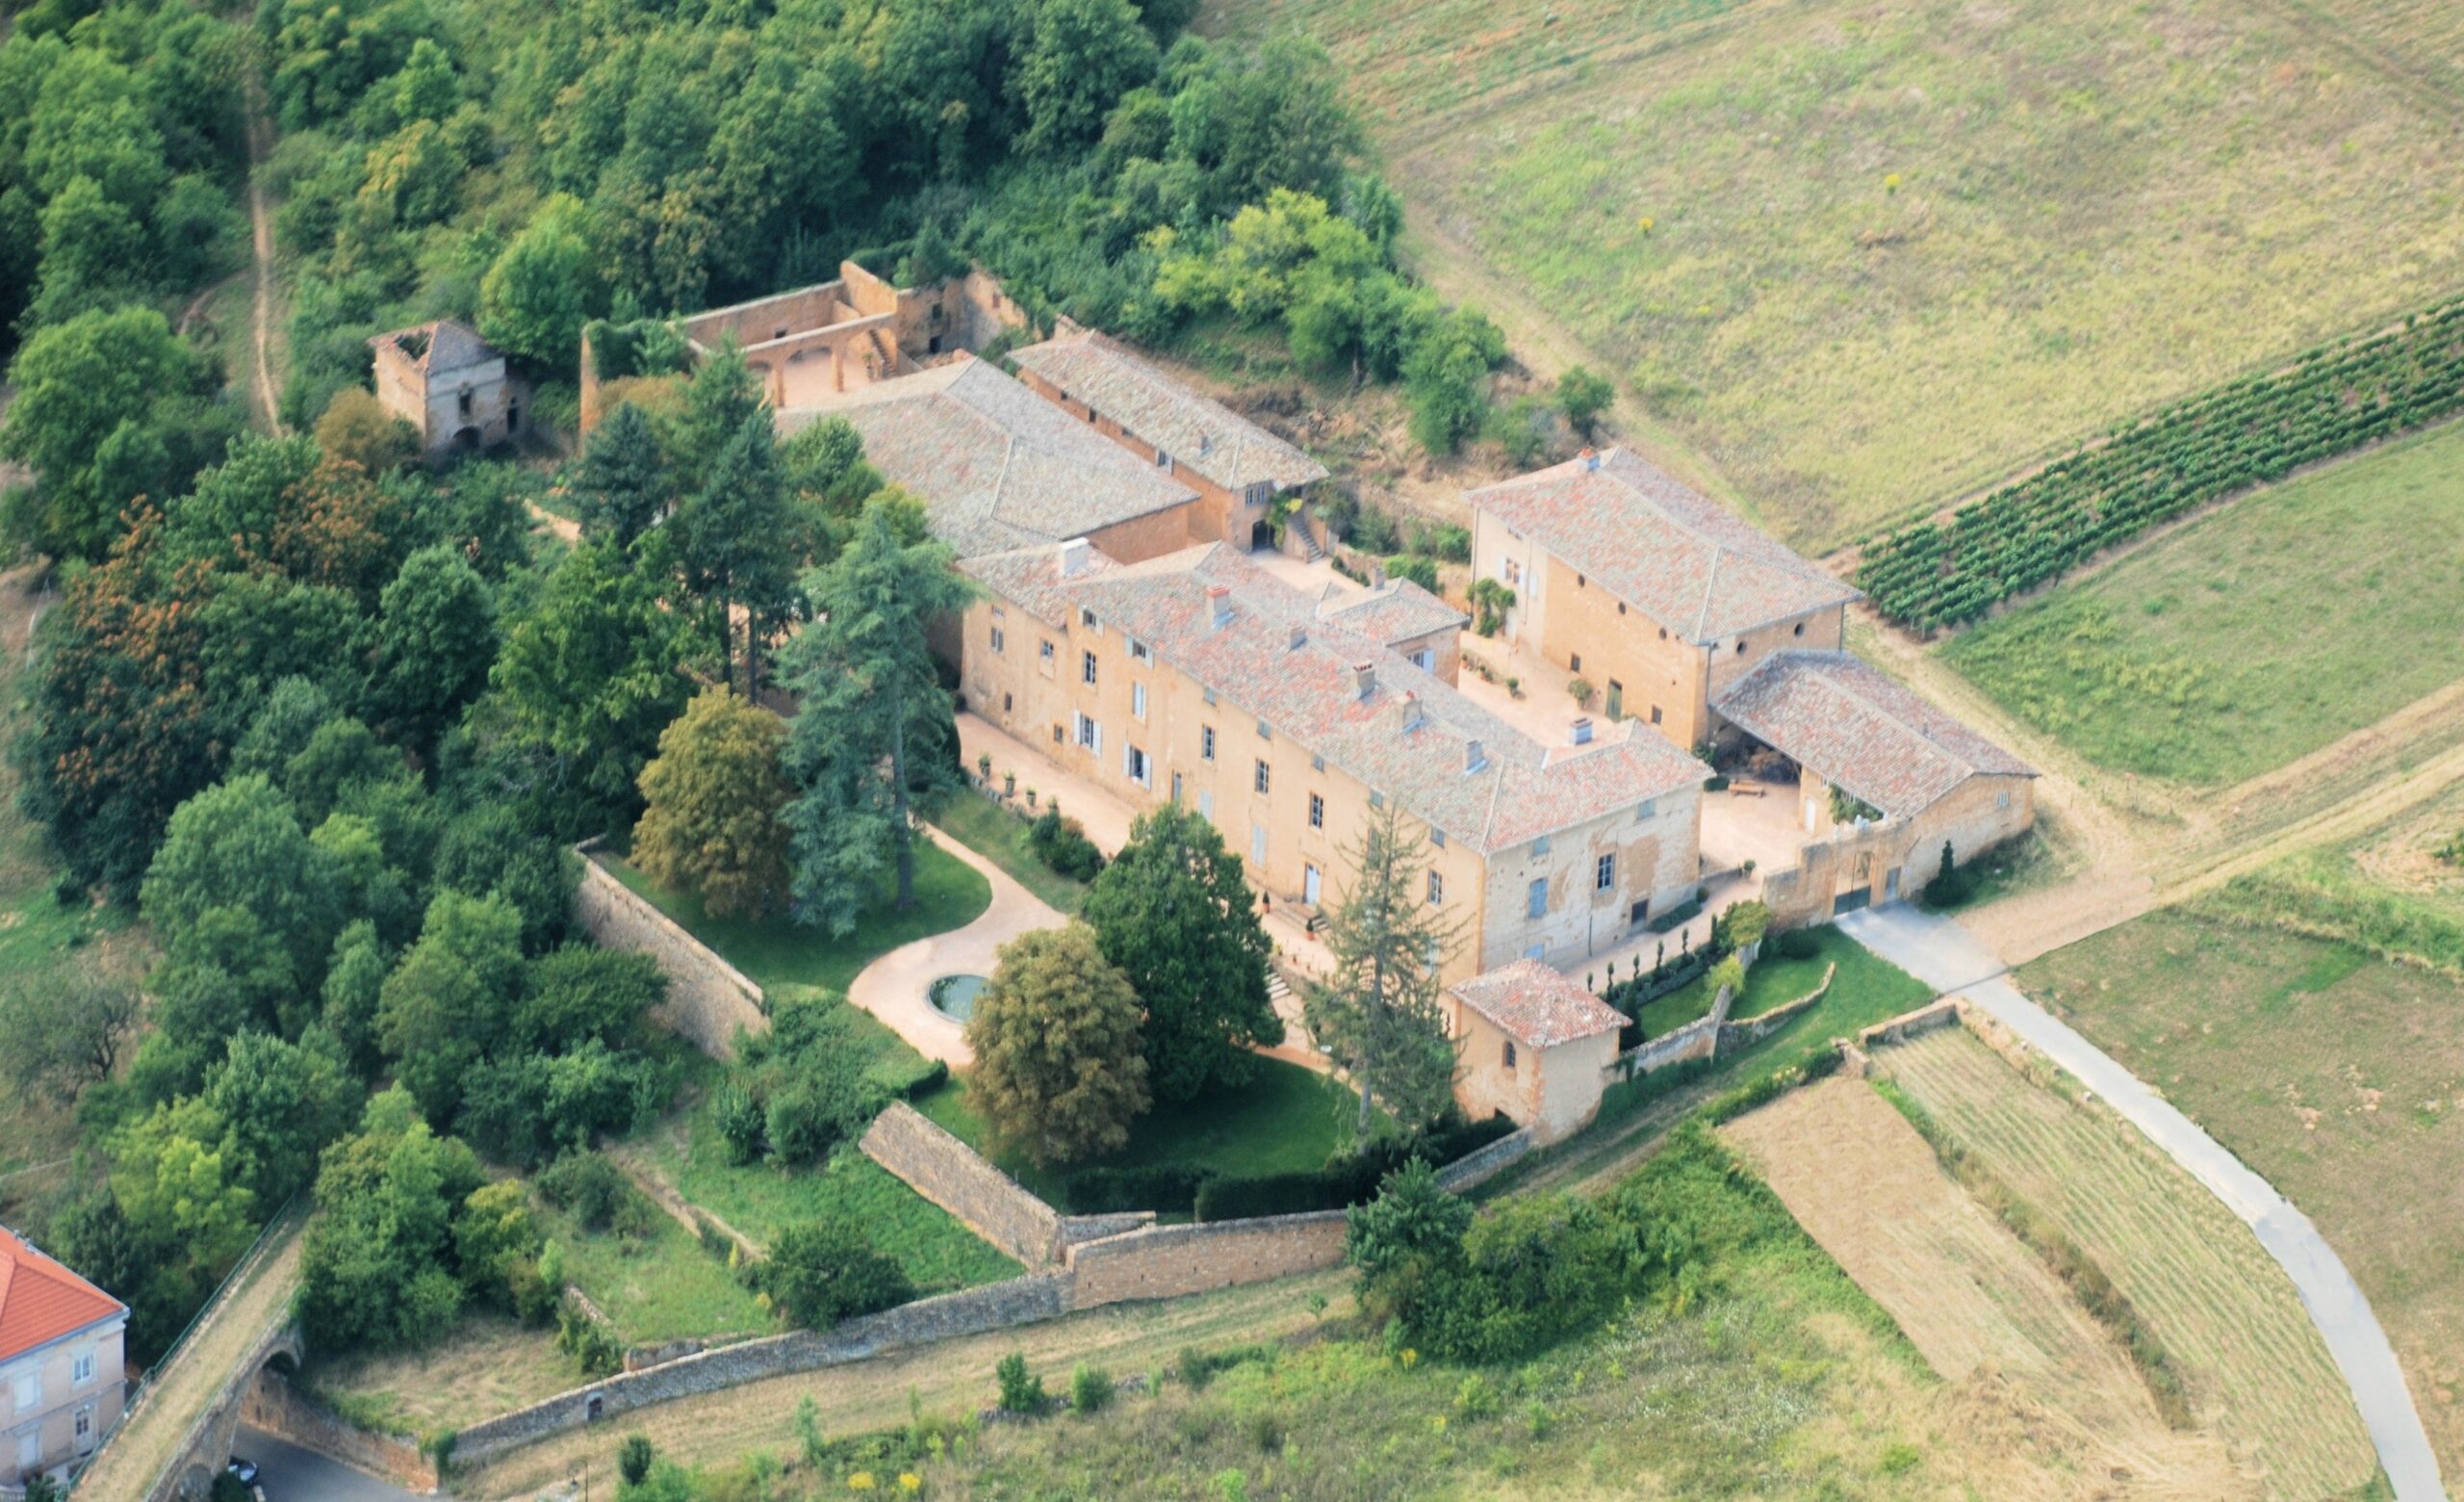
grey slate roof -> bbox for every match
[370,319,498,375]
[1466,449,1859,642]
[963,542,1706,854]
[1450,959,1628,1049]
[1010,332,1327,494]
[1713,651,2036,817]
[779,357,1199,559]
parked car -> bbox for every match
[227,1456,260,1487]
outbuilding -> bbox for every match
[1445,959,1628,1143]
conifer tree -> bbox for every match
[1303,805,1460,1134]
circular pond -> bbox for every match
[929,972,988,1023]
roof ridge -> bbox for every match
[1690,546,1724,641]
[1800,655,1972,775]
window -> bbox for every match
[1080,608,1099,630]
[1793,621,1806,636]
[1595,852,1617,892]
[1369,790,1384,809]
[1171,771,1183,802]
[1255,717,1272,739]
[1132,683,1147,719]
[1254,759,1271,794]
[1427,870,1444,906]
[1308,793,1324,829]
[1156,450,1173,471]
[1618,602,1628,616]
[458,388,473,416]
[1202,687,1219,706]
[70,1350,93,1385]
[1527,877,1548,919]
[1630,898,1650,925]
[1410,648,1435,671]
[1081,650,1098,686]
[1531,835,1552,857]
[1503,557,1521,587]
[1039,639,1056,663]
[1735,641,1747,656]
[1502,1039,1518,1070]
[1633,799,1657,822]
[14,1372,38,1411]
[1429,828,1446,849]
[1650,705,1663,726]
[1002,692,1013,712]
[1199,790,1215,818]
[1075,713,1101,753]
[1202,726,1217,761]
[990,627,1006,654]
[1053,724,1065,744]
[1576,574,1586,588]
[1570,652,1582,673]
[1310,754,1325,772]
[1130,638,1151,663]
[1997,790,2012,809]
[1126,746,1151,788]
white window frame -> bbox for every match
[1081,649,1098,686]
[70,1350,93,1386]
[1129,638,1151,663]
[1125,745,1151,790]
[1201,726,1217,761]
[1308,792,1323,829]
[1074,712,1102,756]
[1595,852,1617,893]
[1254,759,1271,794]
[1427,870,1444,907]
[1131,682,1147,720]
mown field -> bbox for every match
[2023,907,2464,1479]
[1212,0,2464,549]
[1880,1024,2377,1499]
[1938,422,2464,789]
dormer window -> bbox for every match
[1080,609,1099,631]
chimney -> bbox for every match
[1058,537,1091,577]
[1207,584,1232,630]
[1570,716,1593,745]
[1578,446,1600,472]
[1371,560,1387,588]
[1464,738,1486,774]
[1353,661,1376,701]
[1398,690,1424,732]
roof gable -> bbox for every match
[0,1227,124,1362]
[1467,449,1859,641]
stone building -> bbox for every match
[1010,330,1327,548]
[956,539,1708,983]
[369,319,524,459]
[1467,447,1861,751]
[677,262,1026,409]
[1444,960,1626,1143]
[1,1227,126,1494]
[1714,650,2037,919]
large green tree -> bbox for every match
[571,401,669,546]
[964,924,1149,1167]
[631,687,792,919]
[1084,803,1281,1102]
[1303,805,1460,1134]
[375,890,526,1124]
[141,774,342,988]
[779,503,971,929]
[477,194,603,368]
[372,544,497,754]
[671,410,801,694]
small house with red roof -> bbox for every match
[1,1227,126,1492]
[1446,960,1628,1142]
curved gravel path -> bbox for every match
[843,825,1065,1065]
[1836,903,2448,1502]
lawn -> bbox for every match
[631,1076,1020,1295]
[2022,907,2464,1478]
[1214,0,2464,549]
[300,1314,576,1443]
[1628,926,1859,1036]
[1942,423,2464,788]
[911,1056,1363,1205]
[606,837,990,995]
[533,1195,773,1346]
[928,793,1090,916]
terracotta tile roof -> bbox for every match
[1713,651,2036,816]
[1010,332,1327,494]
[781,357,1200,559]
[1311,578,1467,647]
[1466,449,1859,642]
[368,318,496,375]
[1450,959,1627,1048]
[0,1226,124,1362]
[962,542,1706,854]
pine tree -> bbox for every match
[572,401,668,546]
[778,503,973,929]
[1303,805,1460,1134]
[671,411,800,694]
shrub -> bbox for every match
[757,1219,913,1329]
[1567,677,1595,708]
[1424,524,1472,563]
[713,1083,765,1165]
[1069,1362,1114,1414]
[619,1435,655,1486]
[1025,809,1105,882]
[1060,1163,1210,1214]
[1384,554,1439,592]
[1771,927,1822,962]
[996,1352,1046,1413]
[535,1152,654,1236]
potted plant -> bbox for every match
[977,752,993,784]
[1003,770,1016,797]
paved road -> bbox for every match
[237,1427,426,1502]
[1836,904,2449,1502]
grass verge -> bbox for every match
[928,794,1090,916]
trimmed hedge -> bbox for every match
[1186,1112,1518,1222]
[1060,1164,1210,1215]
[1859,298,2464,629]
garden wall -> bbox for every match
[451,1274,1071,1468]
[244,1371,437,1492]
[571,842,767,1060]
[860,1103,1064,1267]
[1716,963,1835,1052]
[1065,1212,1348,1308]
[1434,1126,1534,1191]
[1857,997,1963,1050]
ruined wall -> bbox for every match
[571,845,767,1061]
[859,1103,1063,1268]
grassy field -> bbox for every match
[1722,1077,2246,1497]
[1941,423,2464,789]
[535,1195,773,1346]
[300,1314,576,1442]
[1879,1024,2378,1499]
[606,840,990,995]
[913,1056,1362,1205]
[928,794,1090,916]
[629,1079,1019,1294]
[1213,0,2464,549]
[2023,908,2464,1479]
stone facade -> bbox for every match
[677,261,1027,410]
[240,1371,435,1492]
[369,320,525,461]
[1759,772,2035,929]
[572,846,767,1060]
[1445,1003,1621,1144]
[0,1305,122,1490]
[1065,1212,1349,1308]
[858,1104,1064,1268]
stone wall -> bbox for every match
[1715,963,1835,1052]
[1613,1009,1722,1080]
[1434,1127,1534,1191]
[243,1372,436,1492]
[1065,1212,1348,1309]
[451,1274,1070,1468]
[1058,1211,1156,1246]
[571,843,766,1060]
[1857,997,1963,1050]
[859,1103,1064,1267]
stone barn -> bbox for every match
[1444,959,1627,1143]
